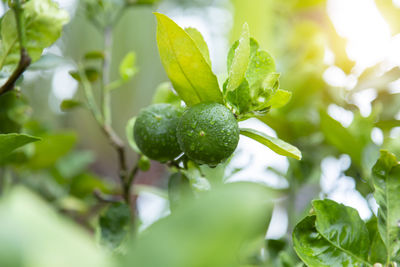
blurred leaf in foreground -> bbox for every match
[120,182,274,267]
[0,187,113,267]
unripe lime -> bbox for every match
[134,103,183,162]
[177,102,239,166]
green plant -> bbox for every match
[1,0,400,266]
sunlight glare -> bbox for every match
[327,0,392,71]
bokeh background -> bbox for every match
[4,0,400,238]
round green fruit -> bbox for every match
[177,102,239,166]
[134,103,183,162]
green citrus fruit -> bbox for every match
[177,102,239,166]
[134,103,183,162]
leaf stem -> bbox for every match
[0,0,32,96]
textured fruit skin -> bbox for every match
[177,102,239,166]
[134,104,183,162]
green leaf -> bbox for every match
[60,99,83,111]
[0,133,40,161]
[224,35,278,119]
[121,182,274,267]
[125,116,141,154]
[152,81,181,107]
[0,0,69,69]
[27,132,77,169]
[226,23,250,93]
[366,217,387,264]
[225,79,252,115]
[119,51,138,81]
[184,27,211,66]
[155,13,223,106]
[372,150,400,262]
[227,38,259,73]
[0,187,112,267]
[84,50,105,60]
[267,89,292,108]
[312,199,371,262]
[240,128,301,160]
[69,68,99,82]
[294,216,370,267]
[246,50,275,90]
[293,199,371,267]
[99,202,131,250]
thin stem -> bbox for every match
[102,26,113,125]
[80,65,129,199]
[98,25,134,206]
[0,0,32,96]
[124,163,139,203]
[79,64,103,124]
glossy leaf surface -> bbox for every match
[155,13,223,106]
[240,128,301,160]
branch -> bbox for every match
[0,0,32,96]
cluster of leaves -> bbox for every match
[223,24,291,120]
[294,150,400,266]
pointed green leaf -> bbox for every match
[0,133,40,161]
[184,27,211,66]
[119,51,138,81]
[267,89,292,109]
[372,150,400,261]
[240,128,301,160]
[227,38,259,71]
[0,0,69,69]
[155,13,223,106]
[226,23,250,93]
